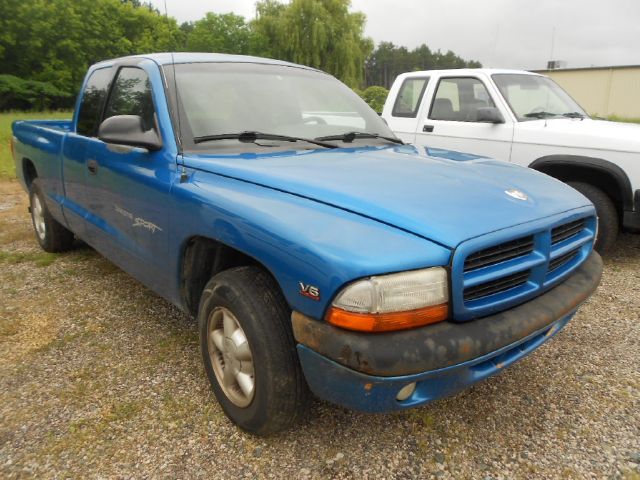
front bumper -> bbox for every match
[292,252,603,412]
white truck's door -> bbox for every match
[413,74,514,161]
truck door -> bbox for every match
[82,64,173,295]
[61,67,113,237]
[415,76,514,161]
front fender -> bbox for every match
[168,169,452,320]
[530,154,634,210]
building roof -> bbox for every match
[535,64,640,74]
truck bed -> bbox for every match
[12,119,73,210]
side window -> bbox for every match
[430,77,496,122]
[104,67,156,131]
[76,68,112,137]
[392,77,429,117]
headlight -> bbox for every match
[326,267,449,332]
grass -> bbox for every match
[0,110,72,179]
[0,249,58,267]
[600,114,640,124]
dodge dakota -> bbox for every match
[12,54,603,435]
[383,68,640,253]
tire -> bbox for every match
[29,179,74,253]
[567,181,619,254]
[198,266,310,435]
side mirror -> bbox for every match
[98,115,162,151]
[476,107,505,124]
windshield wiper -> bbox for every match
[562,112,586,119]
[193,131,338,149]
[315,131,404,145]
[523,111,561,119]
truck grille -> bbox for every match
[452,214,596,321]
[464,235,534,272]
[464,270,530,301]
[551,219,585,244]
[548,248,580,272]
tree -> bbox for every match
[252,0,373,88]
[0,0,182,107]
[364,42,482,89]
[358,86,388,113]
[182,13,254,54]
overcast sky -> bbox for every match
[149,0,640,70]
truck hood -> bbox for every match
[183,145,592,248]
[514,118,640,153]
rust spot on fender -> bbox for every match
[364,383,373,391]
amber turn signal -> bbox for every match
[326,303,448,332]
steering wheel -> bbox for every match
[529,106,546,114]
[303,116,327,125]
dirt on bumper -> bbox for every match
[292,252,603,377]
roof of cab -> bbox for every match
[93,52,315,71]
[399,68,543,78]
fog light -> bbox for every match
[396,382,416,401]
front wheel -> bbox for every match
[567,181,619,254]
[198,266,310,435]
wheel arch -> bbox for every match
[178,235,285,317]
[529,155,633,217]
[21,158,38,188]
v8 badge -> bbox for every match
[299,282,320,301]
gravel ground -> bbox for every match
[0,179,638,479]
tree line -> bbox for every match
[0,0,481,110]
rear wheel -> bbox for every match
[198,266,310,435]
[29,179,74,252]
[568,181,618,254]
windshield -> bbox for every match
[492,74,588,121]
[166,62,396,152]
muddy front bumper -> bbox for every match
[291,252,603,412]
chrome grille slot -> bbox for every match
[464,235,534,272]
[551,219,585,244]
[549,249,579,272]
[464,270,530,301]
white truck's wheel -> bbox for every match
[568,181,619,254]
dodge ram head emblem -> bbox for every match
[299,282,320,301]
[505,189,528,201]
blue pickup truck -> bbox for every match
[12,53,602,435]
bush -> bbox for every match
[358,85,389,114]
[0,75,73,111]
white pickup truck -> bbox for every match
[382,68,640,252]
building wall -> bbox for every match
[538,66,640,118]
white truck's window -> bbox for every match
[392,77,429,117]
[492,74,587,121]
[430,77,496,122]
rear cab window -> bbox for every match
[392,77,429,117]
[429,77,496,122]
[76,68,113,137]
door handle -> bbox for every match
[423,125,434,133]
[87,159,98,175]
